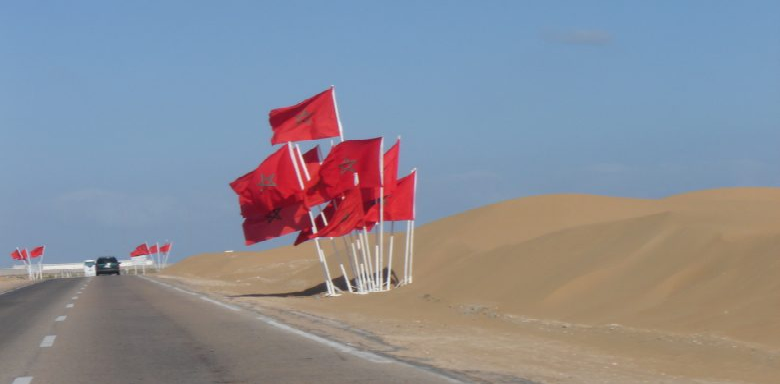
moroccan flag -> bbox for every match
[362,138,400,202]
[365,169,416,223]
[30,246,45,258]
[269,87,341,145]
[296,187,365,245]
[130,244,150,257]
[242,203,310,245]
[10,249,22,260]
[149,245,159,254]
[21,249,28,260]
[293,201,336,245]
[230,144,302,218]
[160,243,172,253]
[309,138,382,205]
[301,145,322,178]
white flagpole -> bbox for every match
[385,222,395,290]
[409,169,418,284]
[288,142,336,296]
[18,248,31,280]
[377,137,385,290]
[164,242,173,269]
[403,220,411,284]
[39,245,46,280]
[330,85,345,142]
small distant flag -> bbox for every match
[30,246,45,258]
[130,244,150,257]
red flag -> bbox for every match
[365,170,416,223]
[20,249,28,260]
[149,245,159,254]
[293,201,336,245]
[130,244,150,257]
[308,138,382,205]
[301,145,322,178]
[296,187,365,245]
[269,87,341,145]
[243,203,310,245]
[361,138,400,202]
[30,246,45,258]
[230,144,303,218]
[160,243,172,253]
[10,249,22,260]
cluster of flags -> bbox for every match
[130,242,173,270]
[230,87,417,296]
[9,246,46,280]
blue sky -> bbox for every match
[2,1,778,264]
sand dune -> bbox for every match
[164,187,780,382]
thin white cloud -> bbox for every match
[542,29,613,45]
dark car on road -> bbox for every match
[96,256,121,276]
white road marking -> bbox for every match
[55,316,67,322]
[40,335,56,348]
[199,296,240,311]
[72,296,78,300]
[66,304,74,308]
[255,315,390,363]
[135,276,413,367]
[12,377,33,384]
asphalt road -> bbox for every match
[0,276,463,384]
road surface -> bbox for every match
[0,276,464,384]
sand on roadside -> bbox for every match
[162,187,780,383]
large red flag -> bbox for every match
[20,249,28,260]
[296,187,365,245]
[160,243,172,253]
[307,138,382,206]
[130,244,150,257]
[269,87,341,145]
[30,246,45,258]
[242,203,310,245]
[230,144,303,217]
[365,169,416,223]
[362,138,400,202]
[10,249,22,260]
[149,245,159,254]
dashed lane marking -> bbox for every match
[39,335,56,348]
[65,304,74,308]
[55,316,67,322]
[12,377,33,384]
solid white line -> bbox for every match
[199,296,240,311]
[12,377,33,384]
[40,335,56,348]
[66,304,74,308]
[255,315,390,363]
[55,315,67,322]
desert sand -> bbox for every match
[0,276,33,294]
[161,187,780,383]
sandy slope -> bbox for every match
[163,187,780,383]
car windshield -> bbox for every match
[97,257,117,264]
[84,261,95,267]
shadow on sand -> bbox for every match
[229,269,399,298]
